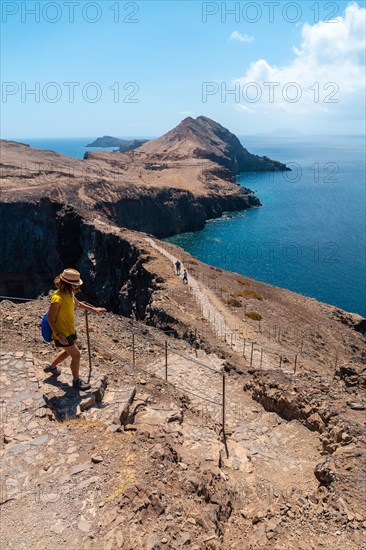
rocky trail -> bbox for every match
[1,232,366,550]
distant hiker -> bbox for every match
[175,260,181,276]
[43,268,106,391]
[182,269,188,284]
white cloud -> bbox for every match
[179,110,193,117]
[230,31,254,43]
[235,104,255,114]
[234,2,365,132]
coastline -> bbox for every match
[1,131,364,319]
[165,141,366,319]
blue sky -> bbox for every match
[1,0,365,137]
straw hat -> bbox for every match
[59,268,83,286]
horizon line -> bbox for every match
[4,134,366,140]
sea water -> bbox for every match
[167,136,366,317]
[13,137,119,158]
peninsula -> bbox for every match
[1,116,290,243]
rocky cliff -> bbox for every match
[0,200,155,316]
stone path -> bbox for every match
[0,350,139,550]
[0,346,341,549]
[143,347,321,504]
[1,351,50,463]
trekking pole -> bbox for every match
[85,311,92,382]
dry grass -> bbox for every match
[236,289,263,301]
[227,298,242,308]
[245,311,262,321]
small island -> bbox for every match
[86,135,148,152]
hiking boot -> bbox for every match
[43,364,61,377]
[72,378,91,391]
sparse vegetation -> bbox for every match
[227,298,242,307]
[236,278,249,286]
[240,289,263,301]
[234,290,247,297]
[245,311,262,321]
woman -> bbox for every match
[43,268,106,391]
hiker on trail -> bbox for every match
[182,269,188,284]
[175,260,181,276]
[43,268,106,391]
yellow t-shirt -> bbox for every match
[50,290,76,338]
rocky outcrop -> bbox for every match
[335,364,366,387]
[85,136,148,150]
[118,139,149,153]
[244,369,366,517]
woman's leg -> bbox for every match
[63,344,81,379]
[51,349,68,368]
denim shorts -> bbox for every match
[55,333,78,348]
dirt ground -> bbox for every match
[1,238,365,549]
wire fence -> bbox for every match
[187,280,342,371]
[190,272,341,358]
[0,289,348,459]
[0,296,230,454]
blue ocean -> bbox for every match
[15,135,366,317]
[167,135,365,317]
[14,137,149,159]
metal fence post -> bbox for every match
[132,333,135,368]
[85,311,92,382]
[222,372,226,435]
[222,371,229,458]
[250,342,254,368]
[165,341,168,381]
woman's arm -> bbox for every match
[74,298,106,314]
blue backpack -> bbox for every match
[41,312,52,343]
